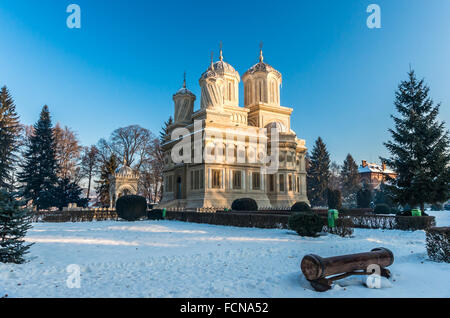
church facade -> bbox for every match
[160,48,308,209]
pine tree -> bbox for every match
[19,105,59,210]
[0,86,22,189]
[54,178,88,210]
[0,190,33,264]
[95,154,119,207]
[307,137,331,207]
[381,70,450,212]
[159,116,173,144]
[340,153,360,197]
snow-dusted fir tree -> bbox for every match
[0,189,33,264]
[381,70,450,212]
[0,86,22,190]
[307,137,331,207]
[19,105,59,210]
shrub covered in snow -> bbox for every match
[116,195,147,221]
[290,202,311,212]
[288,212,323,237]
[426,227,450,263]
[324,217,354,237]
[231,198,258,211]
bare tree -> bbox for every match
[98,125,155,169]
[53,123,82,181]
[80,145,99,201]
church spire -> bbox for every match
[219,41,223,61]
[183,71,186,88]
[259,42,264,63]
[210,51,214,69]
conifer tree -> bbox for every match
[0,189,33,264]
[307,137,331,207]
[340,153,360,197]
[95,154,119,207]
[159,116,173,144]
[0,86,22,189]
[54,178,88,210]
[381,70,450,212]
[19,105,59,210]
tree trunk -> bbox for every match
[420,202,425,213]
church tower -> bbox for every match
[173,73,195,126]
[242,45,282,108]
[199,47,240,112]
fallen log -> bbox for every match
[301,247,394,292]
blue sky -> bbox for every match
[0,0,449,164]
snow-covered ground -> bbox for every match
[1,211,449,298]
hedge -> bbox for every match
[350,215,435,231]
[426,227,450,263]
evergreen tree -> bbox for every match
[0,86,22,189]
[159,116,173,144]
[381,70,450,212]
[340,153,360,197]
[357,184,373,208]
[18,105,59,210]
[307,137,331,207]
[95,154,119,207]
[54,178,88,210]
[0,189,33,264]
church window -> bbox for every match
[288,174,293,191]
[233,170,242,189]
[297,176,300,193]
[269,174,275,192]
[252,172,261,190]
[212,169,222,189]
[279,174,285,192]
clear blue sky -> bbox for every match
[1,0,449,164]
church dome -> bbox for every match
[200,50,240,81]
[115,164,136,177]
[243,50,281,80]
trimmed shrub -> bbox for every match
[148,209,164,220]
[231,198,258,211]
[426,227,450,263]
[291,202,312,212]
[374,203,391,214]
[324,217,354,237]
[395,215,435,231]
[327,188,342,210]
[116,195,147,221]
[288,212,323,237]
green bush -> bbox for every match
[231,198,258,211]
[397,210,429,216]
[290,202,312,212]
[116,195,147,221]
[327,188,342,210]
[148,209,164,220]
[374,203,391,214]
[288,212,323,237]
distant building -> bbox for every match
[358,160,397,189]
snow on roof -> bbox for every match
[358,162,396,174]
